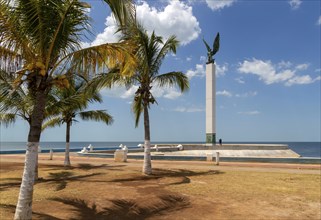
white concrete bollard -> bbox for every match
[114,149,127,162]
[49,149,53,160]
[206,153,213,161]
[215,152,220,165]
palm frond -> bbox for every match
[42,116,62,131]
[86,69,129,91]
[78,110,113,125]
[103,0,135,27]
[0,113,16,127]
[154,71,189,93]
[44,0,91,71]
[152,35,178,76]
[132,94,143,127]
[58,42,136,79]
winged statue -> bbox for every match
[203,32,220,64]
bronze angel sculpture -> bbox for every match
[203,32,220,64]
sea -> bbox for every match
[0,141,320,158]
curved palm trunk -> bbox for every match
[14,90,46,220]
[64,122,71,167]
[143,105,152,175]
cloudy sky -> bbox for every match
[1,0,320,143]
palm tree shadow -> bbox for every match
[154,168,224,185]
[51,194,190,220]
[41,163,126,171]
[0,178,22,191]
[0,203,61,220]
[39,171,103,191]
[109,168,224,186]
[76,163,126,171]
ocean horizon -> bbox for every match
[0,141,320,158]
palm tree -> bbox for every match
[120,24,189,175]
[43,78,113,167]
[0,1,135,219]
[0,69,43,181]
[0,70,32,126]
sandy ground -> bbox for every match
[0,153,320,220]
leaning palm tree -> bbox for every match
[0,0,135,219]
[120,24,189,175]
[43,78,113,167]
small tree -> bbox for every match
[43,78,113,167]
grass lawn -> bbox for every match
[0,154,320,219]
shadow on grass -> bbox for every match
[41,163,126,171]
[0,203,61,220]
[51,194,190,220]
[0,178,22,191]
[76,163,126,171]
[109,168,223,186]
[38,171,103,191]
[0,170,103,192]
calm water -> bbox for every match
[0,141,320,158]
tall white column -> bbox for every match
[206,63,216,144]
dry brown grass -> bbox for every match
[0,154,320,219]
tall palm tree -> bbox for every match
[43,78,113,167]
[120,24,189,175]
[0,1,135,219]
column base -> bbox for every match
[206,133,216,144]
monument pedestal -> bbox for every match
[206,63,216,144]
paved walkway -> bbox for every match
[1,153,320,175]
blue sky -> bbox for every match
[1,0,320,142]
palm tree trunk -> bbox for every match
[34,151,38,181]
[143,105,152,175]
[14,89,47,220]
[64,122,71,167]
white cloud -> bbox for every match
[238,111,260,115]
[100,85,137,99]
[285,75,321,86]
[205,0,236,11]
[186,56,192,62]
[235,91,258,98]
[137,1,201,45]
[91,1,201,46]
[172,106,204,113]
[216,90,232,97]
[200,56,207,62]
[216,63,229,76]
[186,63,228,80]
[288,0,302,10]
[162,88,182,100]
[238,59,294,84]
[238,58,319,86]
[277,61,292,69]
[235,77,245,84]
[91,16,121,45]
[295,63,309,71]
[317,16,321,25]
[186,64,205,79]
[102,83,184,100]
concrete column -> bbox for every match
[206,63,216,144]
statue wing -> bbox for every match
[212,32,220,56]
[203,38,212,53]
